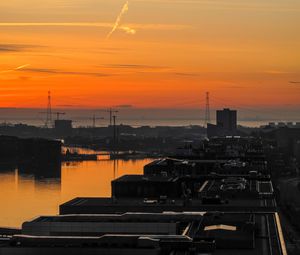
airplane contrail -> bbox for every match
[0,64,30,74]
[106,1,135,39]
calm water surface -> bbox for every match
[0,158,152,228]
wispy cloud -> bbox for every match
[262,70,294,75]
[115,104,134,108]
[0,44,37,52]
[290,81,300,84]
[19,67,111,77]
[56,104,88,108]
[15,64,30,70]
[106,1,136,38]
[174,72,199,76]
[100,63,172,75]
[120,26,136,35]
[0,22,188,32]
[102,64,169,70]
[0,64,30,74]
[0,22,111,27]
[133,0,300,12]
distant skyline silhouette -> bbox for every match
[0,107,299,128]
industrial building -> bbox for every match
[0,135,61,169]
[60,172,276,215]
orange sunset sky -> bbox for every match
[0,0,300,111]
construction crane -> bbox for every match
[93,108,119,126]
[39,111,66,127]
[107,108,119,126]
[40,111,66,120]
[53,112,66,120]
[112,115,117,152]
[91,114,104,128]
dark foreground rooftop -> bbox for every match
[0,212,287,255]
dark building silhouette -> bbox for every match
[0,135,61,174]
[207,108,238,137]
[54,120,73,137]
[217,108,237,131]
[295,140,300,163]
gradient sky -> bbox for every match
[0,0,300,113]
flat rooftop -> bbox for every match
[60,196,276,215]
[8,212,287,255]
[112,174,179,183]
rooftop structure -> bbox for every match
[60,172,276,215]
[144,158,268,177]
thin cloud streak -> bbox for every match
[115,104,134,108]
[0,22,187,31]
[133,0,300,12]
[15,64,30,70]
[0,44,38,52]
[19,67,112,77]
[0,64,30,74]
[120,26,136,35]
[102,64,169,69]
[0,22,112,27]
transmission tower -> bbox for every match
[45,91,52,128]
[204,92,211,127]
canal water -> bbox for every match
[0,158,152,228]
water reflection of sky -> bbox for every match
[0,159,151,228]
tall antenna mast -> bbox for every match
[204,91,211,127]
[45,90,52,128]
